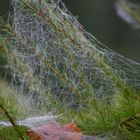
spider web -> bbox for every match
[5,0,140,111]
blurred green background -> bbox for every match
[0,0,140,62]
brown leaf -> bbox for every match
[27,123,82,140]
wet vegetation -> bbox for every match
[0,0,140,139]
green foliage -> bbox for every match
[0,81,30,140]
[0,126,28,140]
[0,39,8,78]
[58,88,140,140]
[0,81,29,120]
[0,0,140,140]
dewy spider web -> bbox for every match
[5,0,140,111]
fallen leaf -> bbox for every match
[27,123,82,140]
